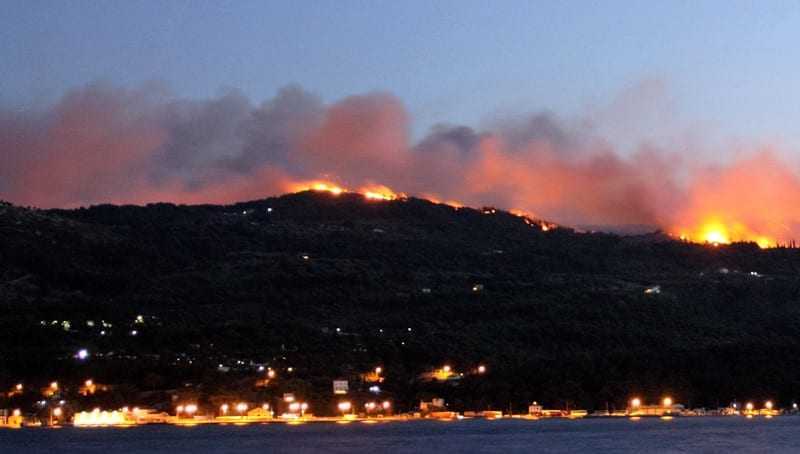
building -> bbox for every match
[628,404,684,416]
[420,398,446,413]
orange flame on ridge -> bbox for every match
[674,217,775,248]
[286,180,405,202]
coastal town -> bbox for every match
[1,396,794,429]
[2,363,797,429]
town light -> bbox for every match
[631,398,641,408]
[746,402,754,411]
[15,383,23,391]
[176,405,185,414]
[53,407,63,417]
[338,401,352,413]
[85,379,93,387]
[12,409,21,417]
[220,404,229,415]
[765,400,773,410]
[267,369,276,379]
[662,397,673,407]
[236,403,248,414]
[443,365,451,373]
[185,404,197,415]
[477,365,486,374]
[365,402,376,411]
[375,367,382,374]
[77,349,89,360]
[382,401,391,409]
[289,402,300,412]
[50,381,58,390]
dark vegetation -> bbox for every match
[2,192,800,413]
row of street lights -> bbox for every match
[631,397,780,412]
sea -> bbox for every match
[1,417,799,453]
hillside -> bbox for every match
[2,192,800,412]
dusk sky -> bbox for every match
[4,1,800,243]
[3,0,799,143]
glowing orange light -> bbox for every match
[674,218,776,249]
[288,180,347,196]
[359,184,403,201]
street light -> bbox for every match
[300,402,308,417]
[50,406,63,426]
[765,400,773,410]
[338,401,352,416]
[375,367,382,375]
[631,398,641,408]
[662,397,673,407]
[185,404,197,416]
[236,402,248,417]
[477,365,486,374]
[382,401,391,410]
[220,404,229,415]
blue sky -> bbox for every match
[3,0,800,146]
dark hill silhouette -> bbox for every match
[2,192,800,412]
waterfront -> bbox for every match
[2,417,800,453]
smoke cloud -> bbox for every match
[2,82,800,245]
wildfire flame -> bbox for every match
[421,194,463,209]
[359,184,405,201]
[288,179,780,248]
[287,180,404,202]
[674,218,775,248]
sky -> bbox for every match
[2,0,799,143]
[4,1,800,244]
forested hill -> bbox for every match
[2,192,800,411]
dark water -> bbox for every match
[2,417,800,453]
